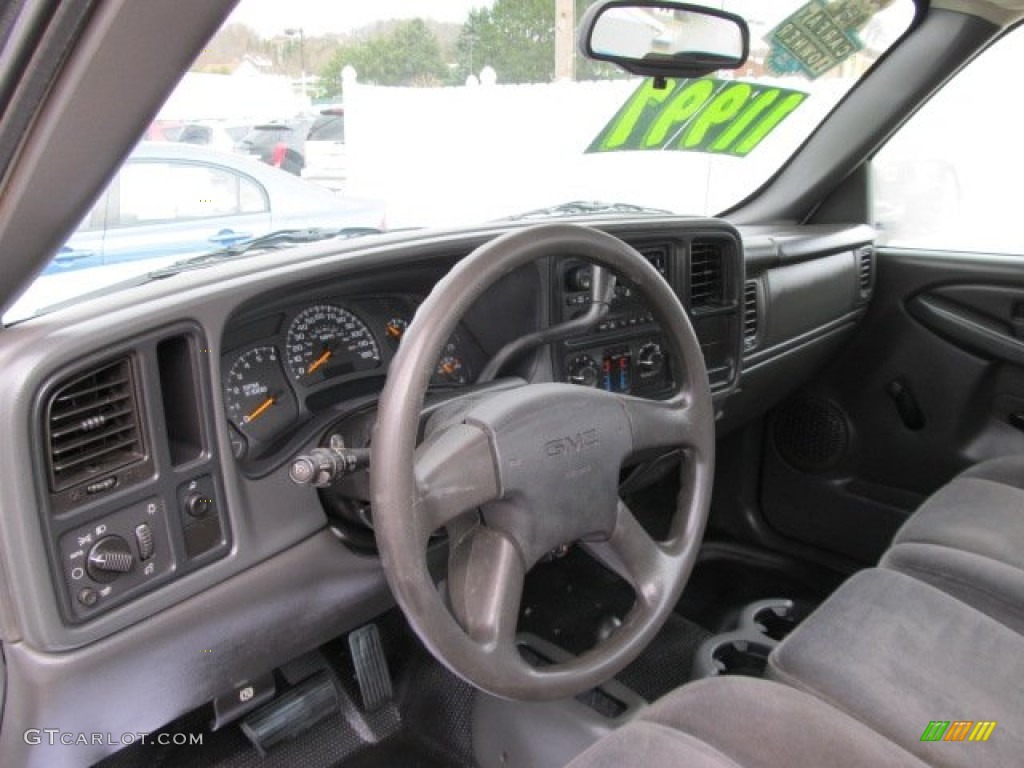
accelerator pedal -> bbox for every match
[348,623,394,712]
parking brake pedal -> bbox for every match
[240,671,339,756]
[349,623,393,712]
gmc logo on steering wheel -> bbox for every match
[544,429,599,457]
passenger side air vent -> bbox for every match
[46,357,145,491]
[690,239,726,309]
[858,246,874,297]
[743,280,759,350]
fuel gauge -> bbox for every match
[434,355,469,386]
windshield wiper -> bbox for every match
[500,200,672,221]
[147,226,384,278]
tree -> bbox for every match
[453,0,553,84]
[321,19,447,93]
[451,0,626,85]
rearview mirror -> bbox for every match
[578,1,749,80]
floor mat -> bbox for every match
[614,613,711,702]
[340,735,461,768]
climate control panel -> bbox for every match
[564,338,671,397]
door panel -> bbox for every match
[759,248,1024,564]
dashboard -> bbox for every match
[0,216,875,768]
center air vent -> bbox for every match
[690,239,726,309]
[743,281,760,349]
[858,246,874,296]
[46,357,145,491]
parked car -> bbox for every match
[301,107,347,191]
[44,141,385,275]
[142,119,184,142]
[174,121,253,154]
[236,120,311,175]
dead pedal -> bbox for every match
[348,623,393,712]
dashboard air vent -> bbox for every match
[858,246,874,296]
[690,239,726,309]
[743,281,759,350]
[46,357,145,491]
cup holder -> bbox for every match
[740,598,799,642]
[693,631,777,679]
[692,598,802,680]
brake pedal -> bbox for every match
[349,623,393,712]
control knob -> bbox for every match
[567,354,599,387]
[86,535,134,583]
[184,492,214,518]
[566,266,593,293]
[637,342,665,375]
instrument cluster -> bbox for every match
[221,294,480,459]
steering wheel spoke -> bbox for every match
[414,422,500,540]
[447,525,525,649]
[583,500,672,607]
[618,391,707,454]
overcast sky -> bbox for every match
[227,0,494,37]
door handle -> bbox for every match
[908,295,1024,367]
[53,246,97,264]
[208,229,252,246]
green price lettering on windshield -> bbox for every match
[587,78,808,157]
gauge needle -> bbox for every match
[441,363,455,375]
[244,396,276,424]
[307,349,332,375]
[386,324,402,338]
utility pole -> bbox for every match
[285,27,306,98]
[555,0,575,81]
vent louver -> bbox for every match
[690,239,726,309]
[744,281,759,349]
[858,247,874,295]
[46,357,144,491]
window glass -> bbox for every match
[308,114,345,142]
[117,162,266,224]
[874,25,1024,254]
[239,175,268,213]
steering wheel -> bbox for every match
[370,223,714,700]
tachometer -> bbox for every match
[286,304,381,383]
[223,346,298,444]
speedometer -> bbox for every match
[285,304,381,383]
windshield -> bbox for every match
[6,0,914,323]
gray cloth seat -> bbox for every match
[767,568,1024,768]
[567,675,927,768]
[880,456,1024,633]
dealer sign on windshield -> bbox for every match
[588,77,808,157]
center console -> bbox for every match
[553,231,744,398]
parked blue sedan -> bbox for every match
[45,141,386,273]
